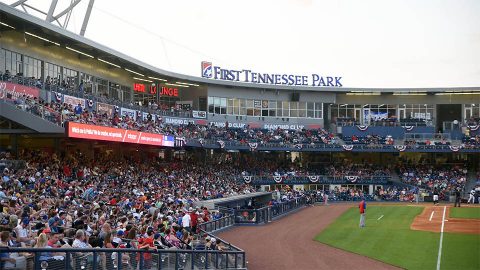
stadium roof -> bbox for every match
[1,2,479,93]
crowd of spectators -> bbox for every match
[1,72,192,119]
[343,134,394,145]
[0,150,255,268]
[397,163,467,199]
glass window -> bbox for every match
[282,101,289,117]
[121,85,131,102]
[0,49,5,73]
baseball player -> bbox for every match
[359,198,366,228]
[467,188,475,204]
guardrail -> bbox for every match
[238,175,390,185]
[0,246,246,270]
[234,197,307,225]
[405,133,450,140]
[1,93,65,127]
[198,215,236,233]
[0,76,196,119]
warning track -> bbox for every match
[216,204,400,270]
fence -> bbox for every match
[198,215,236,233]
[404,133,451,141]
[0,93,64,127]
[0,246,245,270]
[0,75,196,120]
[234,197,307,224]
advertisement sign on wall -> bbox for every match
[67,122,174,147]
[97,102,114,116]
[121,107,137,120]
[63,95,85,108]
[0,81,40,100]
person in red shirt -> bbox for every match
[359,198,367,228]
[190,210,199,234]
[137,230,154,268]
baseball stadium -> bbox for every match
[0,1,479,270]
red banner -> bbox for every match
[67,122,173,147]
[0,81,40,100]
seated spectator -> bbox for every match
[0,231,27,270]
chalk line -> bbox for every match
[436,206,446,270]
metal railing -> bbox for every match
[0,246,246,270]
[0,93,65,127]
[0,76,196,119]
[198,215,235,233]
[404,133,451,141]
[234,197,307,224]
[238,175,390,185]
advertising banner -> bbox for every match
[63,95,85,108]
[120,107,136,120]
[0,81,40,101]
[67,122,174,147]
[192,111,207,119]
[97,102,114,116]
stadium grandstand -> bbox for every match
[0,1,479,270]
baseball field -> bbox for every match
[218,203,480,270]
[315,205,480,270]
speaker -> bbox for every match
[291,92,300,101]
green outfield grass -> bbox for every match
[315,206,480,270]
[450,207,480,219]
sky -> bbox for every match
[4,0,480,88]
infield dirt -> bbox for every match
[410,205,480,234]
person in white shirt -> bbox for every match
[182,209,192,232]
[14,218,33,246]
[72,230,91,249]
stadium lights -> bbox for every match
[133,77,152,83]
[148,76,167,82]
[392,92,427,96]
[98,58,120,68]
[0,22,15,29]
[176,81,200,87]
[125,68,144,77]
[25,32,60,46]
[66,46,94,58]
[165,83,189,88]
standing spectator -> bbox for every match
[182,209,192,233]
[190,209,198,234]
[74,103,83,116]
[359,198,366,228]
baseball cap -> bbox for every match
[42,228,51,234]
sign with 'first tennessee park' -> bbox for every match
[201,61,342,87]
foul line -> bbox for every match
[436,206,446,270]
[429,211,435,221]
[377,215,384,220]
